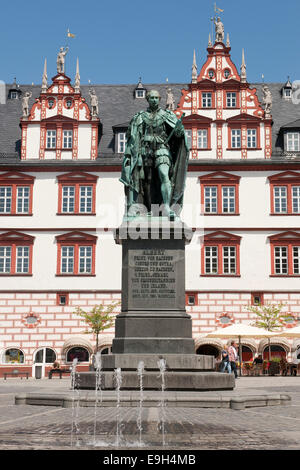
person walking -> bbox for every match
[220,344,232,374]
[228,341,239,378]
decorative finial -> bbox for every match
[208,33,212,47]
[226,33,230,47]
[41,58,47,93]
[192,49,197,84]
[240,49,247,83]
[74,57,80,93]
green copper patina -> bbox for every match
[120,90,188,219]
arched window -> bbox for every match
[34,348,56,364]
[4,348,24,364]
[263,345,286,360]
[196,344,219,358]
[240,345,253,362]
[66,347,89,363]
[100,346,112,355]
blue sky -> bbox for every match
[1,0,299,85]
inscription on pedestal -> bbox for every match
[131,249,176,301]
[124,239,185,311]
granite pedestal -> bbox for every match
[76,219,234,391]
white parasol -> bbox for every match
[206,323,276,376]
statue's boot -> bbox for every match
[161,181,175,219]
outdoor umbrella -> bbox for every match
[206,323,276,376]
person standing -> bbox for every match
[228,341,239,378]
[220,344,231,374]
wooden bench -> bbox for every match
[48,368,70,379]
[4,369,29,380]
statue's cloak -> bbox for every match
[120,108,188,211]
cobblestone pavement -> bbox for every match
[0,376,300,450]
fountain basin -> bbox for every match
[15,392,291,409]
[76,370,234,391]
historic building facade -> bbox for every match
[0,24,300,377]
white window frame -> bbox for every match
[293,246,300,274]
[16,186,30,214]
[62,186,75,213]
[274,186,287,213]
[274,246,288,274]
[247,129,257,148]
[79,246,92,274]
[226,92,237,107]
[287,132,300,152]
[284,89,292,99]
[61,246,74,274]
[205,246,218,274]
[79,186,93,213]
[46,130,56,149]
[0,246,11,273]
[223,246,236,274]
[222,186,235,213]
[136,89,146,99]
[231,129,241,148]
[292,186,300,213]
[202,92,212,108]
[204,186,217,213]
[185,129,192,150]
[16,246,30,273]
[117,132,127,153]
[0,186,12,213]
[63,130,73,149]
[197,129,208,149]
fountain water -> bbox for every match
[137,361,144,447]
[157,358,167,446]
[70,358,79,447]
[114,367,123,447]
[93,352,102,445]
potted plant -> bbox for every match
[268,357,281,376]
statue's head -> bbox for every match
[60,47,64,52]
[146,90,161,110]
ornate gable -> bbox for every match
[175,21,270,160]
[20,53,99,161]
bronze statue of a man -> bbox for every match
[120,90,188,219]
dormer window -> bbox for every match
[136,89,146,99]
[224,69,230,79]
[48,99,54,109]
[282,78,293,100]
[134,78,147,99]
[117,132,127,153]
[208,69,215,79]
[287,132,300,152]
[8,79,21,100]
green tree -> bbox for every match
[74,302,119,354]
[247,302,287,360]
